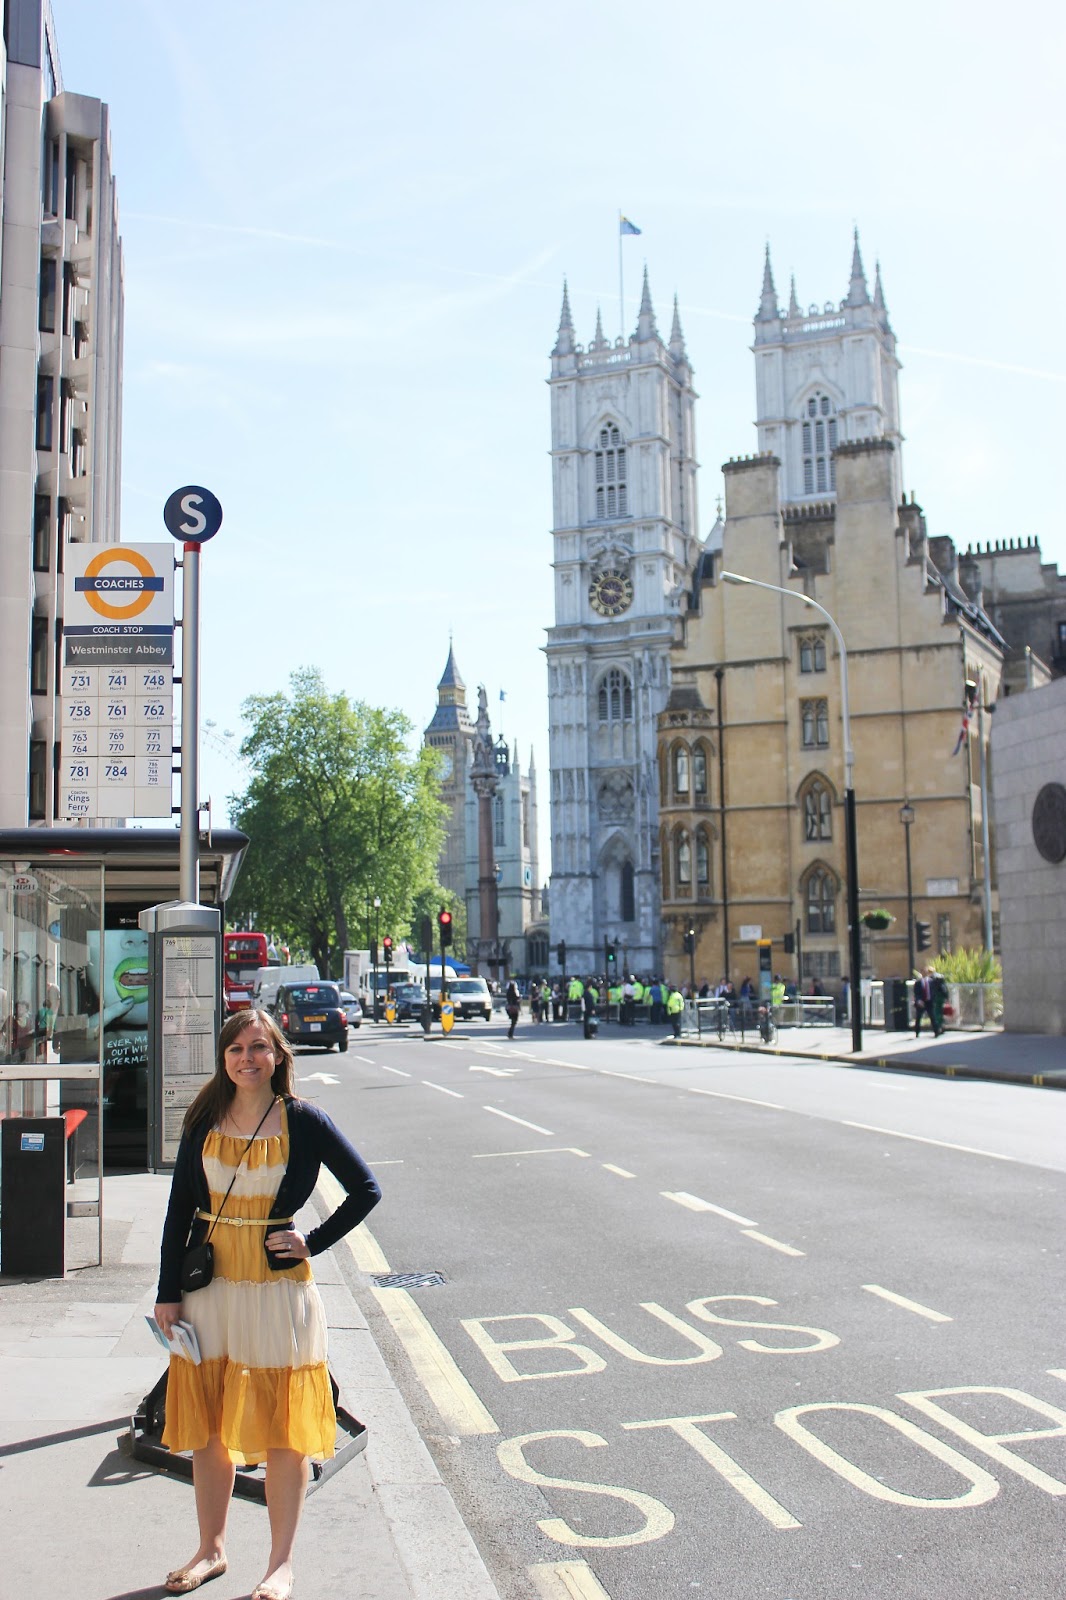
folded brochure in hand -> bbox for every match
[145,1315,201,1364]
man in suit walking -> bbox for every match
[914,965,944,1037]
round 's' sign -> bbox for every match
[163,486,223,543]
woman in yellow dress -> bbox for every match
[154,1008,380,1599]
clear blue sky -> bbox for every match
[56,1,1064,865]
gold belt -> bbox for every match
[196,1210,293,1229]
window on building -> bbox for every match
[803,780,833,841]
[801,699,829,748]
[63,264,76,338]
[696,830,710,887]
[522,793,530,846]
[34,495,51,572]
[676,832,691,888]
[801,951,840,978]
[31,617,49,695]
[597,667,633,722]
[60,381,74,456]
[44,139,60,216]
[72,430,86,478]
[594,424,628,520]
[693,746,708,797]
[799,634,826,673]
[1057,620,1066,653]
[621,861,635,923]
[29,741,48,821]
[36,376,54,450]
[493,793,505,847]
[806,868,836,934]
[57,498,70,571]
[674,746,690,796]
[937,913,951,954]
[801,392,838,495]
[39,258,57,332]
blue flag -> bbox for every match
[620,216,642,236]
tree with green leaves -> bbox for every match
[228,669,445,979]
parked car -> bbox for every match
[433,976,493,1021]
[389,982,428,1021]
[273,982,348,1051]
[338,991,363,1028]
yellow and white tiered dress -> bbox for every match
[163,1105,335,1464]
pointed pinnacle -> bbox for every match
[758,243,780,321]
[845,227,869,307]
[637,265,659,338]
[873,259,887,316]
[553,278,575,355]
[788,274,800,318]
[670,293,686,351]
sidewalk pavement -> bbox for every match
[673,1019,1066,1088]
[0,1175,503,1600]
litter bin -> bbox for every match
[884,977,910,1032]
[1,1117,66,1277]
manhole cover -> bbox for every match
[372,1271,446,1289]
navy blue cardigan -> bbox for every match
[157,1095,381,1303]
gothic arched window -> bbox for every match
[696,829,710,888]
[493,793,505,846]
[799,634,827,674]
[676,831,692,888]
[673,745,690,797]
[806,867,837,934]
[801,698,830,748]
[597,667,633,723]
[595,423,628,520]
[801,392,838,495]
[803,780,833,841]
[620,861,635,923]
[693,745,708,798]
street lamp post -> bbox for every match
[372,895,381,1021]
[721,571,863,1051]
[900,801,916,977]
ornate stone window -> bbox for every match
[804,865,837,934]
[801,698,829,748]
[675,831,692,888]
[802,778,833,841]
[594,423,628,519]
[801,392,838,495]
[673,745,690,796]
[597,667,633,723]
[493,793,505,846]
[621,861,635,922]
[799,633,827,673]
[693,744,708,797]
[696,828,710,888]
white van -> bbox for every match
[252,964,319,1012]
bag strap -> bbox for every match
[204,1096,277,1245]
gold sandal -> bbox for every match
[164,1556,227,1594]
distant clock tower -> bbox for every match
[545,274,700,974]
[423,643,474,901]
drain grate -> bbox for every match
[372,1270,446,1289]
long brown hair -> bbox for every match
[182,1009,298,1134]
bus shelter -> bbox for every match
[0,827,247,1273]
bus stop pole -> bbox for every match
[179,540,201,905]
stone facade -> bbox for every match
[0,0,124,826]
[960,538,1066,692]
[423,647,543,976]
[545,276,699,975]
[660,441,1005,995]
[990,676,1066,1034]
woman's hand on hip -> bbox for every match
[155,1302,184,1333]
[266,1228,309,1260]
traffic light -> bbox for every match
[370,939,378,966]
[915,920,932,952]
[420,916,433,954]
[683,929,696,956]
[557,940,567,970]
[438,909,453,948]
[783,933,795,955]
[605,940,616,967]
[382,934,393,968]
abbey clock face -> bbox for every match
[438,752,454,781]
[589,567,633,618]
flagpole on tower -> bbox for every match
[618,210,625,338]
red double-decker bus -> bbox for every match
[223,931,272,1012]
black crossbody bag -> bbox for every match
[182,1097,277,1293]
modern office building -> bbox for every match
[0,0,124,828]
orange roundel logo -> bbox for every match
[81,547,161,621]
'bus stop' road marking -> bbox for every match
[863,1284,952,1322]
[529,1560,613,1599]
[661,1191,757,1227]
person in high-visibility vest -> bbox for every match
[586,980,599,1006]
[631,978,644,1021]
[666,985,685,1038]
[771,975,786,1009]
[567,975,584,1020]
